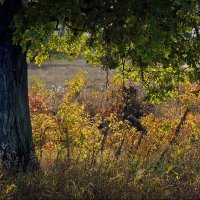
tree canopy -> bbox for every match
[6,0,200,101]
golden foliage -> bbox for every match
[2,74,198,199]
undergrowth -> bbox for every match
[0,71,200,200]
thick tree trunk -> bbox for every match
[0,0,36,171]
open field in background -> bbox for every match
[28,59,112,91]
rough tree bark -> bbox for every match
[0,0,36,171]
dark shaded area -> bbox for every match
[0,0,36,171]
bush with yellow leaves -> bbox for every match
[3,73,197,200]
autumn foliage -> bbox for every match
[1,72,200,200]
